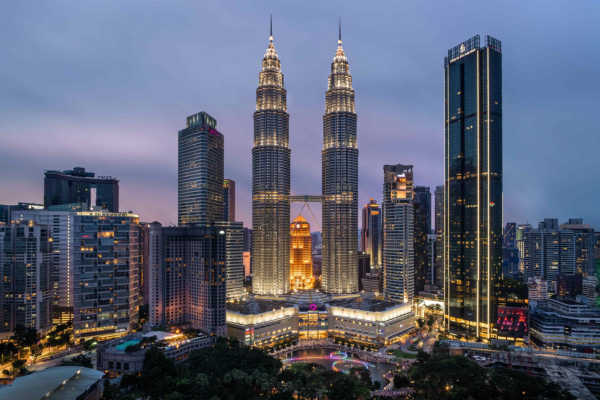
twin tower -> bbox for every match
[252,22,358,295]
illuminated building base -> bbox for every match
[226,292,415,348]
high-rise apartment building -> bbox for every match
[383,164,414,303]
[523,219,575,289]
[322,27,358,294]
[13,209,76,325]
[178,112,224,226]
[223,179,236,222]
[434,185,444,287]
[413,186,431,295]
[560,219,595,277]
[148,222,237,336]
[361,199,382,268]
[73,210,140,342]
[523,218,595,290]
[290,216,313,290]
[443,35,503,339]
[0,221,53,336]
[252,26,291,295]
[44,168,119,212]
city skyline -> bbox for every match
[1,2,599,231]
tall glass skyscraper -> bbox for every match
[361,199,382,268]
[434,185,444,287]
[223,179,236,222]
[178,112,224,226]
[413,186,431,295]
[252,24,291,295]
[443,35,503,340]
[322,26,358,294]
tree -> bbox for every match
[426,314,434,328]
[62,354,93,368]
[11,325,38,349]
[394,373,410,389]
[59,331,73,348]
[124,344,140,354]
[120,373,138,389]
[407,354,577,400]
[30,344,44,362]
[183,328,201,339]
[83,339,98,351]
[417,318,426,329]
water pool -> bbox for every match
[281,347,395,386]
[115,339,141,351]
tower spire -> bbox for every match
[338,18,342,45]
[270,14,273,43]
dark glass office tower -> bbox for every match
[252,24,291,295]
[178,112,224,226]
[361,199,382,267]
[44,168,119,212]
[444,35,503,340]
[413,186,431,295]
[503,222,516,249]
[223,179,236,222]
[322,26,358,294]
[434,185,444,287]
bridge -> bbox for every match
[288,194,322,203]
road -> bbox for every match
[0,345,90,374]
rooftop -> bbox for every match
[0,366,104,400]
[328,295,405,312]
[227,298,298,315]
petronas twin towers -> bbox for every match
[252,20,358,295]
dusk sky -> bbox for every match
[1,1,599,230]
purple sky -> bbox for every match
[1,1,599,231]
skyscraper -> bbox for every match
[44,167,119,212]
[138,222,151,306]
[361,199,382,268]
[223,179,236,222]
[178,112,224,226]
[383,164,414,304]
[322,23,358,294]
[252,20,291,295]
[434,185,444,287]
[413,186,431,295]
[73,210,140,341]
[444,35,503,340]
[149,222,234,336]
[503,222,516,249]
[290,216,313,290]
[0,221,53,336]
[560,219,596,277]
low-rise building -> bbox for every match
[226,292,415,348]
[327,297,414,346]
[96,331,215,377]
[529,297,600,351]
[1,366,104,400]
[226,300,299,347]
